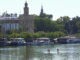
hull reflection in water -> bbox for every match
[0,44,80,60]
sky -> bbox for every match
[0,0,80,20]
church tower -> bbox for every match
[24,1,29,16]
[19,1,34,33]
[40,5,44,18]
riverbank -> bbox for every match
[1,35,80,46]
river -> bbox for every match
[0,44,80,60]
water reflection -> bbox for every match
[0,44,80,60]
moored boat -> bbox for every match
[8,38,26,46]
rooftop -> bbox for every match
[0,16,18,20]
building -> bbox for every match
[0,1,34,33]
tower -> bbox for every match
[24,1,29,16]
[40,5,44,18]
[19,1,34,33]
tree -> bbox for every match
[70,16,80,34]
[56,24,65,32]
[34,17,52,32]
[34,16,56,32]
[56,16,70,24]
[76,21,80,33]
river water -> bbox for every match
[0,44,80,60]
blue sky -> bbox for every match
[0,0,80,20]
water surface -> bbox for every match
[0,44,80,60]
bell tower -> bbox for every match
[24,1,29,16]
[19,1,34,33]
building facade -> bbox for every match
[0,2,34,33]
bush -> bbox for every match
[20,32,33,40]
[53,31,66,38]
[8,33,21,39]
